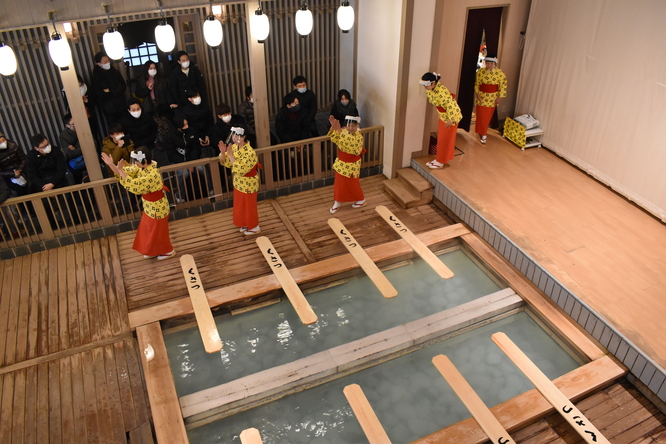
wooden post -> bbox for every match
[239,428,264,444]
[375,205,453,279]
[343,384,392,444]
[432,354,515,444]
[245,2,270,149]
[255,236,317,325]
[179,254,222,353]
[328,218,398,298]
[492,332,610,444]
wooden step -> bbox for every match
[384,178,429,209]
[396,168,433,193]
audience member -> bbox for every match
[0,131,29,196]
[26,134,68,193]
[102,124,135,176]
[211,103,246,153]
[91,51,127,125]
[168,51,207,109]
[275,94,311,143]
[178,90,213,156]
[237,86,256,146]
[62,76,99,144]
[287,75,318,136]
[135,60,169,117]
[330,89,358,125]
[59,113,87,183]
[163,117,200,164]
[119,98,158,151]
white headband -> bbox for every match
[419,72,440,86]
[345,115,361,123]
[485,57,497,63]
[131,150,146,162]
[230,127,245,136]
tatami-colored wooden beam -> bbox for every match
[343,384,393,444]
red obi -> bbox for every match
[244,163,263,177]
[142,185,168,202]
[479,83,499,93]
[337,148,366,163]
[436,106,447,113]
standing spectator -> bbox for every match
[0,131,29,196]
[328,115,366,213]
[330,89,358,126]
[178,90,213,156]
[59,114,87,183]
[168,51,207,109]
[135,60,169,117]
[474,54,507,144]
[211,103,246,153]
[286,75,318,137]
[62,76,99,145]
[91,51,127,125]
[237,86,256,147]
[26,134,68,193]
[275,94,310,143]
[419,72,462,169]
[102,124,135,176]
[102,149,175,260]
[119,98,158,151]
[219,126,260,235]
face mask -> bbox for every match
[192,97,202,106]
[115,134,125,141]
[148,69,157,77]
[340,100,349,106]
[222,115,232,123]
[288,103,301,113]
[100,63,111,70]
[0,141,7,149]
[130,110,142,118]
[181,61,190,69]
[40,144,52,154]
[80,84,87,96]
[249,97,254,104]
[297,87,307,94]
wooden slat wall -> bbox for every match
[0,338,153,444]
[0,237,130,368]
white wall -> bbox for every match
[356,0,404,177]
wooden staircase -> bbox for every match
[383,168,434,208]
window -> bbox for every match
[123,42,159,67]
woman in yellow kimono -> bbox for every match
[219,127,261,235]
[420,72,462,169]
[328,114,366,213]
[474,54,507,144]
[101,148,175,260]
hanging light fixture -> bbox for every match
[47,12,73,70]
[0,41,18,76]
[337,1,354,33]
[102,5,125,60]
[295,2,313,37]
[155,0,176,52]
[251,0,270,43]
[203,1,223,47]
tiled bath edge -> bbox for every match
[412,159,666,404]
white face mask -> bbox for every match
[340,99,349,106]
[192,97,202,106]
[130,110,142,118]
[100,63,111,70]
[0,141,7,149]
[181,61,190,69]
[40,144,52,154]
[148,69,157,77]
[80,84,87,96]
[115,134,125,141]
[249,97,254,104]
[297,87,307,94]
[222,115,232,123]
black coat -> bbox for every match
[163,126,200,164]
[275,106,310,143]
[119,111,158,149]
[289,89,317,124]
[0,140,27,178]
[330,99,359,125]
[167,65,207,108]
[210,114,246,149]
[177,103,214,142]
[25,148,68,192]
[91,65,127,117]
[135,73,169,116]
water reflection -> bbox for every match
[177,344,194,379]
[277,319,293,346]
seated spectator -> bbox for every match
[119,98,158,150]
[275,94,311,143]
[0,130,29,197]
[163,117,200,164]
[59,113,87,183]
[26,134,68,193]
[177,90,213,156]
[102,124,135,176]
[330,89,359,126]
[237,86,257,146]
[285,75,318,137]
[211,103,246,153]
[168,51,207,109]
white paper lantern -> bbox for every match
[251,10,270,43]
[48,32,73,69]
[103,28,125,60]
[155,21,176,53]
[0,43,18,76]
[295,6,313,36]
[337,1,354,33]
[203,15,223,47]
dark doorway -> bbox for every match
[457,7,503,132]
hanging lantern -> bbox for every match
[49,31,73,70]
[103,28,125,60]
[337,1,354,33]
[203,3,223,48]
[155,19,176,52]
[0,42,18,76]
[295,3,313,37]
[251,1,270,43]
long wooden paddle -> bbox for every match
[255,236,318,325]
[375,205,453,279]
[343,384,393,444]
[328,218,398,298]
[179,254,222,353]
[492,332,610,444]
[432,354,515,444]
[239,427,263,444]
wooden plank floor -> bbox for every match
[117,175,453,311]
[422,129,666,370]
[512,380,666,444]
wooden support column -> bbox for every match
[245,2,271,149]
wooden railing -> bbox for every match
[0,126,383,250]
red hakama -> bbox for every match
[435,115,458,164]
[333,148,365,203]
[132,188,173,256]
[232,164,259,228]
[475,83,499,137]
